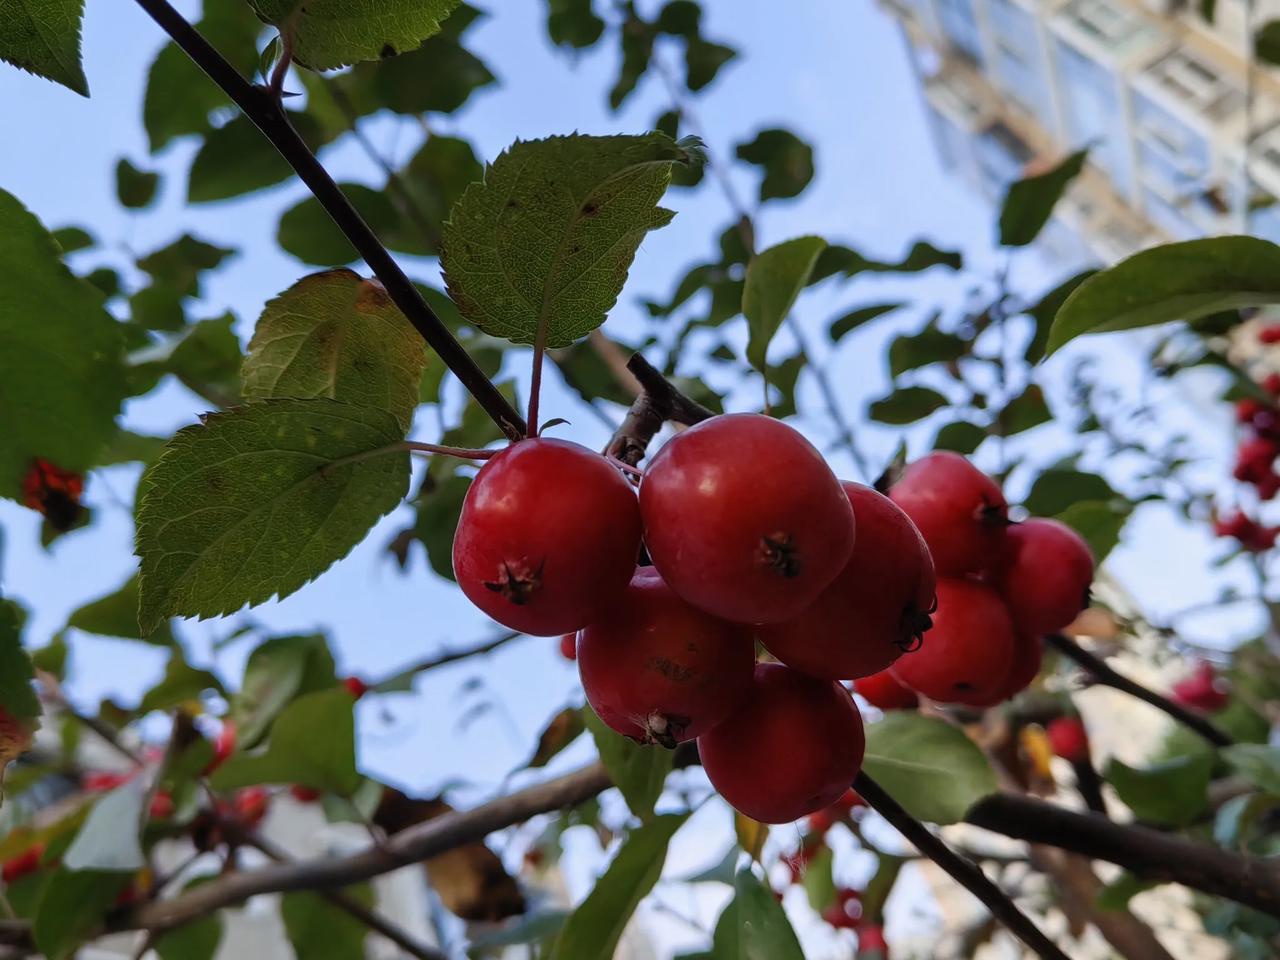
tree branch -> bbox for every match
[1045,633,1233,747]
[131,0,525,439]
[371,631,524,691]
[853,772,1070,960]
[607,353,713,465]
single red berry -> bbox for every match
[578,568,755,746]
[83,771,133,792]
[759,484,935,680]
[698,663,865,823]
[342,676,370,700]
[149,791,175,820]
[1171,661,1230,712]
[204,721,236,775]
[289,784,322,803]
[888,452,1008,576]
[453,438,642,636]
[1234,436,1279,483]
[1264,373,1280,396]
[996,519,1094,636]
[1046,716,1090,763]
[890,579,1016,706]
[1237,398,1263,423]
[558,633,577,662]
[1258,324,1280,344]
[1257,472,1280,501]
[1,844,44,884]
[859,923,888,955]
[21,458,85,532]
[854,670,919,711]
[988,633,1044,702]
[234,786,270,828]
[823,889,863,929]
[639,414,856,625]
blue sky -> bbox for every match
[0,0,1261,952]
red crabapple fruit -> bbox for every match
[996,519,1094,636]
[639,414,855,624]
[1046,716,1089,763]
[890,578,1015,706]
[889,452,1007,576]
[453,438,642,636]
[698,663,865,823]
[758,483,935,680]
[853,670,919,711]
[578,568,754,746]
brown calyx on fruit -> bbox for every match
[483,559,544,606]
[757,532,802,578]
[638,711,689,749]
[897,603,932,653]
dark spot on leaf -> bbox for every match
[581,203,599,216]
[380,43,397,58]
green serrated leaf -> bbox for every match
[0,188,128,499]
[63,778,145,871]
[115,158,160,209]
[282,887,372,958]
[442,133,698,347]
[742,236,826,373]
[828,302,902,343]
[888,324,968,377]
[549,814,686,960]
[212,687,359,794]
[868,386,948,425]
[1105,752,1214,825]
[1046,237,1280,355]
[708,869,805,960]
[67,574,174,645]
[135,398,410,632]
[366,34,495,114]
[243,270,426,431]
[998,150,1087,247]
[248,0,462,70]
[861,713,998,824]
[735,129,814,203]
[234,633,337,747]
[0,0,88,95]
[584,706,672,819]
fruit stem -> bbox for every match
[854,772,1072,960]
[527,323,548,438]
[607,455,645,480]
[319,441,495,478]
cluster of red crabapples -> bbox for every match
[452,417,1095,825]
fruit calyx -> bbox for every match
[896,602,932,653]
[758,532,802,578]
[483,559,545,605]
[638,710,691,749]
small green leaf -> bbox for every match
[685,37,736,91]
[1096,872,1157,911]
[130,285,186,331]
[861,713,998,824]
[708,869,805,960]
[0,600,40,724]
[1046,237,1280,355]
[50,226,93,254]
[735,129,814,202]
[584,706,672,819]
[812,241,961,283]
[1054,500,1130,562]
[234,633,337,746]
[546,0,605,48]
[243,270,426,431]
[1023,470,1117,517]
[996,384,1051,435]
[212,687,359,795]
[442,133,698,347]
[1105,752,1214,825]
[743,236,827,373]
[1214,792,1279,849]
[34,869,131,960]
[154,908,223,960]
[63,778,145,871]
[868,386,948,425]
[67,574,174,645]
[888,325,968,377]
[366,34,495,114]
[828,302,903,343]
[135,399,411,632]
[933,420,987,454]
[407,473,472,580]
[0,187,128,499]
[279,184,399,265]
[1024,270,1095,363]
[115,158,160,209]
[553,335,638,407]
[138,651,225,713]
[549,814,687,960]
[282,888,372,959]
[0,0,88,95]
[1222,743,1280,794]
[1256,20,1280,64]
[187,112,327,203]
[137,234,236,298]
[248,0,462,70]
[998,150,1087,247]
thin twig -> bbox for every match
[606,353,713,466]
[131,0,525,438]
[854,772,1070,960]
[318,440,495,478]
[1045,633,1233,747]
[371,632,524,691]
